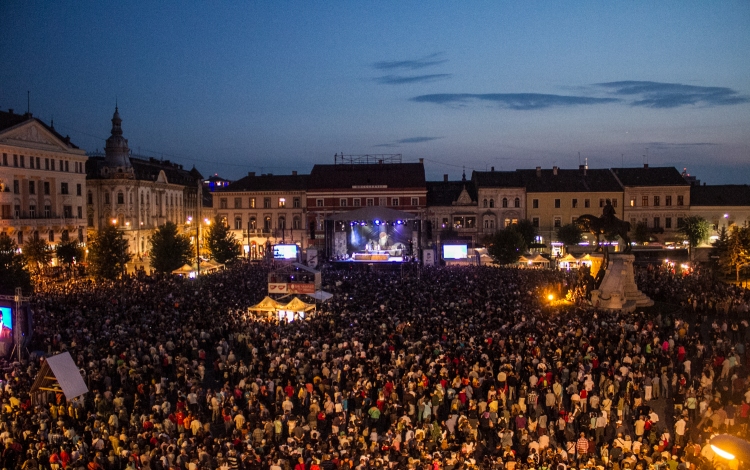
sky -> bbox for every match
[1,1,749,183]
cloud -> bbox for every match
[374,136,442,147]
[411,93,620,110]
[373,53,447,71]
[645,141,719,148]
[375,74,452,85]
[596,81,750,108]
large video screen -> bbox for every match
[273,244,298,259]
[347,222,411,255]
[443,244,468,259]
[0,307,12,340]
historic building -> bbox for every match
[425,173,477,244]
[86,107,202,256]
[212,171,308,259]
[0,109,88,248]
[471,169,526,236]
[689,184,750,238]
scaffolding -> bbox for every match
[334,153,402,165]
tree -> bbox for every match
[487,227,526,265]
[88,225,132,280]
[633,222,651,245]
[149,222,193,273]
[513,219,538,248]
[56,240,84,271]
[720,225,750,282]
[0,233,31,294]
[22,236,52,275]
[205,215,241,264]
[556,223,583,247]
[678,216,710,260]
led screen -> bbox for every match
[273,244,298,259]
[0,307,11,340]
[443,244,468,259]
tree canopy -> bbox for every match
[487,227,526,265]
[22,237,52,275]
[56,240,84,270]
[512,219,538,248]
[719,224,750,282]
[88,225,132,280]
[678,216,710,259]
[0,233,31,294]
[632,222,651,245]
[149,222,194,273]
[205,215,241,264]
[556,223,583,247]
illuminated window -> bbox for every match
[278,198,286,208]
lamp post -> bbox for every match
[709,434,750,462]
[188,216,200,275]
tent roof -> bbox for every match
[172,264,195,274]
[326,206,417,222]
[559,254,578,262]
[249,296,285,312]
[306,290,333,302]
[282,297,316,312]
[30,352,88,400]
[530,254,549,263]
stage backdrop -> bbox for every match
[347,223,411,256]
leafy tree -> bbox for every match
[205,215,241,264]
[22,236,52,275]
[712,225,730,274]
[633,222,651,245]
[487,227,526,265]
[149,222,193,273]
[513,219,538,248]
[720,225,750,282]
[88,225,132,280]
[556,223,583,247]
[0,233,31,294]
[56,240,84,271]
[678,216,710,260]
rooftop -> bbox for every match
[222,172,309,192]
[690,184,750,207]
[611,166,689,186]
[0,109,80,149]
[516,167,622,193]
[308,162,426,190]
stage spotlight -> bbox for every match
[360,221,367,226]
[374,219,380,225]
[350,221,355,226]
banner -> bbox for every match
[288,283,315,294]
[268,283,288,294]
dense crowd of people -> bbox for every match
[0,259,749,470]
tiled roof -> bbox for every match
[516,168,622,193]
[86,155,200,186]
[690,185,750,206]
[308,163,426,190]
[223,173,309,192]
[426,181,476,206]
[0,110,80,149]
[611,167,689,186]
[471,170,525,187]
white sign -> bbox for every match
[422,249,435,266]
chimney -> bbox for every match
[643,163,649,169]
[292,170,297,176]
[536,166,541,178]
[444,174,449,182]
[553,166,558,176]
[491,166,495,172]
[419,158,424,164]
[248,172,255,177]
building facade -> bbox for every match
[471,169,526,237]
[425,174,478,245]
[689,184,750,238]
[212,171,308,259]
[86,108,202,256]
[0,109,88,249]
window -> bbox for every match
[293,197,300,208]
[665,195,672,206]
[14,205,20,218]
[514,198,520,208]
[665,217,672,229]
[61,182,68,195]
[411,197,418,206]
[293,216,301,230]
[235,217,242,230]
[29,157,34,169]
[599,199,605,208]
[77,206,82,219]
[278,198,286,208]
[44,158,49,169]
[219,198,227,209]
[117,192,124,204]
[366,198,374,206]
[612,199,618,207]
[29,205,36,218]
[483,199,488,208]
[263,198,271,208]
[278,217,286,229]
[20,155,25,168]
[105,192,111,204]
[65,161,69,172]
[13,180,19,194]
[1,205,9,219]
[1,153,6,165]
[392,198,399,206]
[264,216,272,230]
[76,183,82,196]
[677,217,684,228]
[249,197,256,208]
[340,198,347,207]
[78,228,84,242]
[63,205,72,218]
[465,217,475,228]
[379,197,387,206]
[532,217,539,228]
[653,217,660,228]
[571,198,578,209]
[502,198,508,208]
[630,198,635,207]
[13,155,18,167]
[584,199,590,208]
[554,199,561,209]
[44,205,50,218]
[316,199,324,207]
[489,199,494,208]
[653,196,660,207]
[353,198,361,207]
[554,217,562,228]
[642,196,648,207]
[18,232,23,245]
[442,218,449,228]
[677,195,684,206]
[249,217,257,229]
[49,230,54,242]
[532,199,539,209]
[61,230,69,241]
[234,198,242,209]
[50,159,55,171]
[29,181,35,195]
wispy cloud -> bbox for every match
[596,81,749,108]
[411,93,620,110]
[374,136,442,147]
[375,74,452,85]
[643,141,719,150]
[373,53,447,71]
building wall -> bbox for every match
[475,187,526,234]
[526,191,622,244]
[0,120,88,248]
[689,206,750,238]
[621,185,690,238]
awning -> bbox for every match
[306,290,333,302]
[282,297,316,312]
[30,352,88,400]
[249,296,285,312]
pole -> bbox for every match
[14,287,22,363]
[196,219,201,275]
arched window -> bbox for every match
[33,230,39,241]
[264,216,272,230]
[293,216,301,230]
[502,198,508,208]
[514,197,520,208]
[489,199,495,208]
[249,217,257,229]
[278,216,286,230]
[117,192,124,204]
[234,217,242,230]
[61,230,69,242]
[483,199,488,208]
[104,192,110,204]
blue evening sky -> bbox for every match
[1,1,749,183]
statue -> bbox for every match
[576,200,632,252]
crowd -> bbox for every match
[0,260,748,470]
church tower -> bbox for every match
[103,106,134,178]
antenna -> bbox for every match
[27,91,30,114]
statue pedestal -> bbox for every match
[590,254,653,312]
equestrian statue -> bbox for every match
[576,200,632,253]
